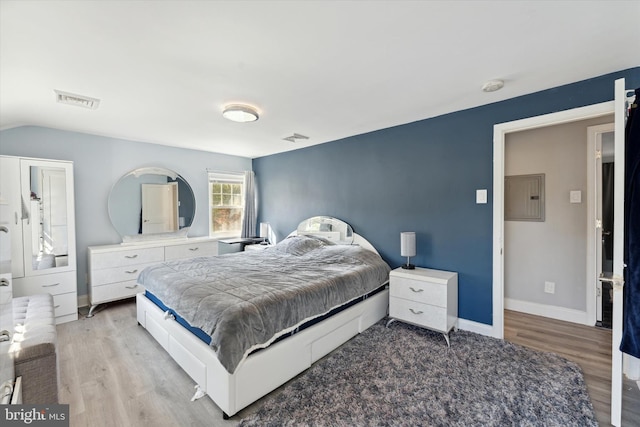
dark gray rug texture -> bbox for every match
[239,320,597,427]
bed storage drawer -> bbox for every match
[145,311,170,351]
[169,336,206,387]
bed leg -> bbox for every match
[222,412,230,420]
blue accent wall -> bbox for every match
[254,67,640,326]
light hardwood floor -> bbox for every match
[504,309,640,427]
[57,301,639,426]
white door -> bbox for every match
[608,77,631,427]
[141,183,178,234]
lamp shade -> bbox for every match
[400,232,416,257]
[260,222,270,238]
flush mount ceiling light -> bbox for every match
[222,104,259,122]
[481,79,504,93]
[54,90,100,109]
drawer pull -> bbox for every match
[125,254,138,259]
[189,247,199,251]
[42,283,60,288]
[125,269,138,274]
[409,287,424,293]
[0,279,9,287]
[164,311,175,321]
[0,226,7,234]
[125,284,138,289]
[409,308,424,315]
[54,305,60,309]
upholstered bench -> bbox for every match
[10,294,58,404]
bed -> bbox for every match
[135,216,390,418]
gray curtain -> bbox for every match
[241,171,257,238]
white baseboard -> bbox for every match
[457,318,495,338]
[504,298,589,325]
[77,294,89,308]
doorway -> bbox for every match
[492,101,615,340]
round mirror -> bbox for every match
[296,216,354,245]
[108,167,196,242]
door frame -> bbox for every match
[492,101,614,339]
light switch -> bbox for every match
[476,189,487,204]
[569,190,582,204]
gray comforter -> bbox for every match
[138,235,391,373]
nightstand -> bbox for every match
[387,267,458,346]
[244,243,272,251]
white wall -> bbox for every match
[504,115,612,313]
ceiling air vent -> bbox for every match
[54,90,100,110]
[282,133,309,143]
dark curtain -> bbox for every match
[621,88,640,358]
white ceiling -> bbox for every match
[1,1,638,159]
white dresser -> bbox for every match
[87,237,219,317]
[388,267,458,346]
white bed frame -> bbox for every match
[136,232,389,418]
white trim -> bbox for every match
[586,123,615,326]
[504,298,589,325]
[610,78,628,427]
[457,318,494,337]
[77,294,90,308]
[492,101,614,339]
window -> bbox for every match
[208,172,245,237]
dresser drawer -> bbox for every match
[390,276,447,307]
[90,280,143,304]
[13,271,76,297]
[90,247,164,270]
[165,241,218,261]
[0,273,12,305]
[90,262,158,286]
[389,297,447,332]
[53,292,78,318]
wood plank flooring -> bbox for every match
[504,309,640,427]
[57,301,640,426]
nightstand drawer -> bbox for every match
[389,297,447,332]
[390,276,446,307]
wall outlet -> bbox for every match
[544,281,555,294]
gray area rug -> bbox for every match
[239,320,597,427]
